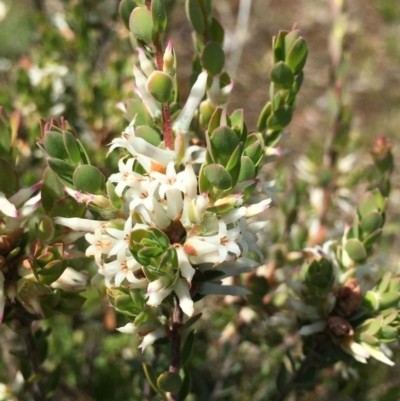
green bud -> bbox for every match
[146,71,173,104]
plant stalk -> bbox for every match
[168,295,183,401]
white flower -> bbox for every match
[51,267,88,292]
[173,71,208,134]
[139,326,166,352]
[146,277,194,317]
[133,66,161,118]
[85,225,115,260]
[55,217,106,232]
[0,191,18,218]
[108,158,145,196]
[102,251,145,287]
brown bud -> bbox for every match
[0,235,11,254]
[327,316,354,337]
[0,255,7,271]
[337,278,362,316]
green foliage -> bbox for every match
[0,1,399,401]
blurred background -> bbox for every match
[0,0,399,400]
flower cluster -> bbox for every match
[56,113,269,348]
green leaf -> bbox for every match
[201,42,225,76]
[157,371,182,393]
[210,126,240,166]
[362,229,382,249]
[0,158,18,196]
[345,238,367,262]
[273,30,288,63]
[211,17,224,45]
[286,37,308,75]
[378,272,392,294]
[73,165,105,194]
[267,106,293,131]
[147,71,173,103]
[47,158,75,186]
[178,367,192,401]
[270,61,294,89]
[204,164,232,190]
[119,0,137,29]
[360,211,383,235]
[181,330,195,367]
[363,291,379,311]
[55,292,86,315]
[358,192,379,218]
[283,30,301,60]
[63,131,81,165]
[151,0,167,33]
[143,363,165,396]
[380,292,400,310]
[41,167,65,213]
[180,313,202,332]
[48,196,86,218]
[129,8,155,44]
[135,126,161,146]
[257,102,272,132]
[44,132,69,160]
[238,156,256,182]
[380,325,398,341]
[186,0,205,34]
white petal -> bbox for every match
[0,191,19,217]
[54,217,105,232]
[174,279,194,316]
[298,321,326,336]
[173,71,208,134]
[138,326,166,352]
[117,322,138,334]
[245,199,271,217]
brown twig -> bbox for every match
[23,327,47,401]
[168,295,183,401]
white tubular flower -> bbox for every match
[136,47,155,77]
[245,199,271,217]
[150,161,186,198]
[175,245,196,284]
[51,267,88,292]
[174,278,194,316]
[54,217,106,232]
[185,193,209,226]
[173,71,208,134]
[0,191,18,218]
[108,158,143,196]
[146,277,173,307]
[105,217,133,257]
[102,251,145,287]
[165,188,183,220]
[109,122,176,173]
[185,221,242,265]
[133,65,161,118]
[139,326,166,352]
[85,226,115,260]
